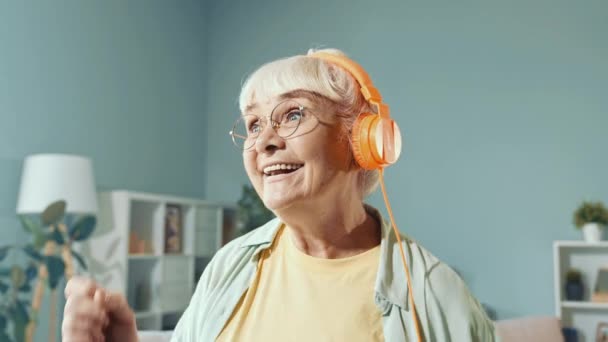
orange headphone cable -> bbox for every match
[379,168,423,342]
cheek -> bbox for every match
[243,152,258,179]
[319,137,353,171]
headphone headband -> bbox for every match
[309,52,390,119]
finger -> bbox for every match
[65,276,97,298]
[104,292,135,324]
[91,326,105,342]
[94,288,109,328]
[64,294,107,326]
[61,327,90,342]
[62,315,103,341]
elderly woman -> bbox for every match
[62,49,497,342]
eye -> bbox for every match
[247,119,261,134]
[284,109,302,123]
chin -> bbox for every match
[262,196,291,211]
[262,190,300,212]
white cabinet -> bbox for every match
[553,241,608,341]
[77,190,237,331]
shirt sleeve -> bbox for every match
[171,256,218,342]
[424,262,500,342]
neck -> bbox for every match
[274,185,380,259]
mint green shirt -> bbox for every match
[172,205,498,341]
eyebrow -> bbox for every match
[243,89,332,114]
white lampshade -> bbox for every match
[16,154,98,215]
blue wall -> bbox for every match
[0,1,207,340]
[1,0,607,338]
[204,0,608,319]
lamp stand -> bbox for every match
[25,235,55,342]
[59,223,75,279]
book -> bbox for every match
[164,204,182,253]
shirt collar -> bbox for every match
[238,217,282,256]
[237,204,410,310]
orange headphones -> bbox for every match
[309,51,402,170]
[309,51,423,342]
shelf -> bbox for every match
[86,190,237,331]
[554,241,608,248]
[561,301,608,310]
[129,254,161,260]
[555,239,608,340]
[127,258,161,312]
[135,310,160,319]
[163,253,194,258]
[129,200,164,255]
[135,309,186,318]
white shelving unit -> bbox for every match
[77,190,237,331]
[553,241,608,341]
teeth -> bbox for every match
[263,163,303,175]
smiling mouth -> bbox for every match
[263,163,304,177]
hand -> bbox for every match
[62,277,138,342]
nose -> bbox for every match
[255,119,285,153]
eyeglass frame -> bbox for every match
[228,99,322,150]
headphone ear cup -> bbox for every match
[351,113,402,170]
[351,113,381,170]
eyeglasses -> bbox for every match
[229,100,320,150]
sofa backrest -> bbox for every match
[495,316,564,342]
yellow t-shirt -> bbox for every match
[217,225,384,342]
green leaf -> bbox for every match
[0,268,9,277]
[0,315,6,331]
[71,250,87,270]
[41,200,66,226]
[18,283,31,293]
[22,246,42,262]
[0,281,8,294]
[0,332,10,342]
[0,247,9,262]
[19,216,39,234]
[45,256,65,290]
[33,232,46,249]
[69,216,96,241]
[50,230,65,245]
[15,301,28,322]
[25,264,37,282]
[10,267,25,289]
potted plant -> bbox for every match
[564,268,584,301]
[0,200,96,342]
[573,201,608,243]
[236,185,275,236]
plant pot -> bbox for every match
[582,223,604,242]
[565,281,584,301]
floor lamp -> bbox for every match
[16,154,98,342]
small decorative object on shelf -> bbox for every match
[596,322,608,342]
[573,201,608,243]
[129,232,150,254]
[561,327,578,342]
[164,204,182,253]
[565,268,584,301]
[593,268,608,303]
